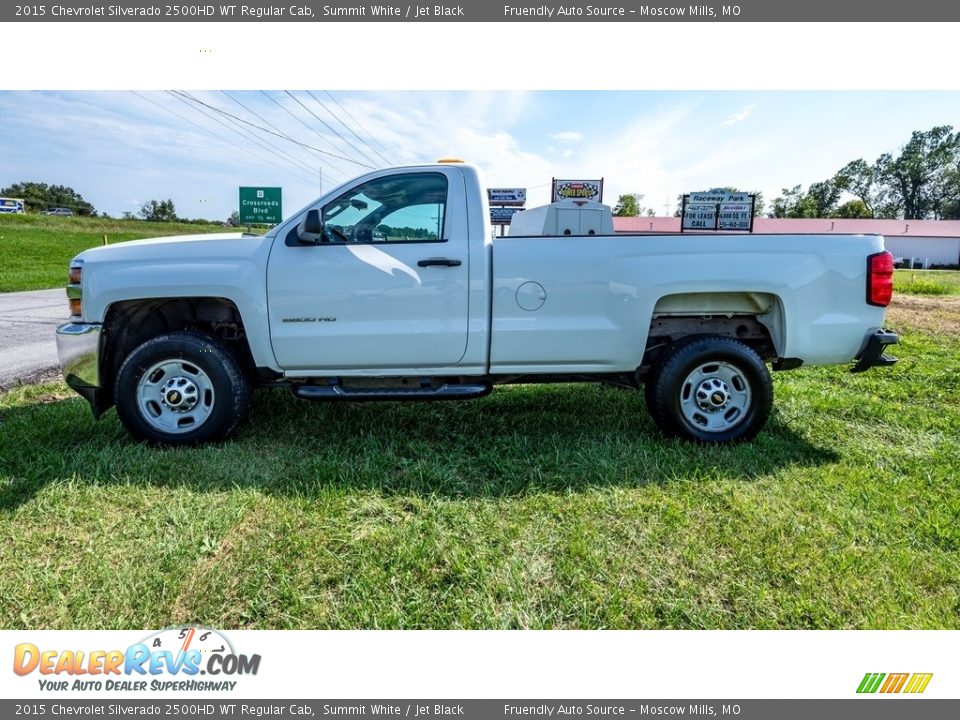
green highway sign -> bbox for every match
[239,186,282,224]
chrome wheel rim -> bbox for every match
[679,361,752,433]
[136,359,215,434]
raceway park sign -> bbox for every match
[681,190,755,231]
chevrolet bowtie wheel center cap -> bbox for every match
[696,378,730,411]
[161,377,199,412]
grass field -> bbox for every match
[0,215,241,292]
[894,269,960,296]
[1,291,958,629]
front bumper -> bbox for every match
[56,322,107,417]
[851,329,899,373]
[56,321,102,392]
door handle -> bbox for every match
[417,257,462,267]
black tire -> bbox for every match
[645,336,773,444]
[114,331,251,446]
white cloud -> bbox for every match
[549,131,582,143]
[723,104,755,126]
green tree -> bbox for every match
[770,182,839,218]
[140,199,178,222]
[938,165,960,219]
[831,199,872,218]
[877,125,960,219]
[770,185,807,217]
[805,180,841,217]
[613,193,644,217]
[0,181,95,215]
[833,159,889,218]
[227,210,240,227]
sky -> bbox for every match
[2,90,960,221]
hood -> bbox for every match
[74,232,268,265]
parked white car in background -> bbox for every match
[56,162,899,445]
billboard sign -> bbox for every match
[717,202,753,230]
[239,186,282,224]
[487,188,526,206]
[681,190,755,232]
[490,206,522,225]
[552,179,603,203]
[682,203,717,230]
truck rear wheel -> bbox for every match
[645,336,772,444]
[114,331,251,446]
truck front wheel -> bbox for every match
[114,331,251,445]
[645,336,773,444]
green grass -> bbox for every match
[894,269,960,297]
[0,215,248,292]
[1,305,958,629]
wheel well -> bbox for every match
[99,297,255,410]
[640,292,785,375]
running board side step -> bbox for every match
[292,382,492,402]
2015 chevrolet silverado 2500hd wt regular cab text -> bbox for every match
[55,162,899,445]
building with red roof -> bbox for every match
[611,217,960,267]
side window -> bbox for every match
[321,172,447,243]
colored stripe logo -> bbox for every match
[857,672,933,694]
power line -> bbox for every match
[221,91,350,185]
[166,91,320,186]
[210,91,329,178]
[325,91,402,163]
[305,90,395,167]
[282,90,382,169]
[132,91,318,187]
[257,91,360,182]
[174,91,321,180]
[173,90,353,177]
[169,90,374,169]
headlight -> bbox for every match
[67,264,82,317]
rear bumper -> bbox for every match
[851,329,899,373]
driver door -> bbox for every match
[266,169,470,372]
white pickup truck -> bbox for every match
[56,162,899,445]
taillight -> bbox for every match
[867,251,894,307]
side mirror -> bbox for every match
[296,209,323,244]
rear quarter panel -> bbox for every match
[490,233,888,373]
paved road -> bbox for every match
[0,289,68,389]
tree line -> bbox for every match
[0,181,97,215]
[772,126,959,220]
[0,183,231,225]
[612,125,959,221]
